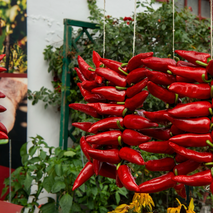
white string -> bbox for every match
[103,0,106,58]
[172,0,175,59]
[133,0,137,57]
[211,0,212,59]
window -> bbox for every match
[156,0,211,19]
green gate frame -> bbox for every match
[59,19,99,150]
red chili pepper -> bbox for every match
[176,60,199,68]
[139,172,176,193]
[92,86,126,102]
[122,129,151,146]
[80,136,91,162]
[0,131,8,139]
[126,77,148,98]
[172,169,213,186]
[0,105,6,113]
[72,122,93,132]
[172,159,200,176]
[169,133,212,147]
[72,162,94,191]
[147,81,177,104]
[0,92,5,99]
[141,57,176,72]
[96,67,127,87]
[100,58,128,75]
[173,183,186,199]
[143,109,170,124]
[117,165,140,192]
[119,147,145,165]
[116,171,123,188]
[169,82,211,99]
[74,67,87,82]
[175,154,188,163]
[126,68,148,85]
[124,114,158,130]
[167,101,212,118]
[127,52,153,71]
[167,65,208,83]
[86,130,122,146]
[175,50,210,65]
[99,162,116,179]
[206,59,213,76]
[170,124,185,135]
[93,159,102,175]
[175,75,195,83]
[81,80,104,91]
[69,103,100,118]
[87,148,121,164]
[0,54,6,61]
[94,74,104,84]
[87,103,127,117]
[84,93,106,103]
[168,117,211,134]
[0,123,7,134]
[88,117,124,134]
[93,51,103,68]
[146,70,176,86]
[78,55,95,80]
[139,141,174,154]
[139,127,171,141]
[0,67,7,72]
[77,82,91,97]
[125,90,149,111]
[169,142,213,163]
[145,157,175,172]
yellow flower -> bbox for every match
[108,204,130,213]
[186,198,195,213]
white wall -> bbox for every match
[27,0,161,147]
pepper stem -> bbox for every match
[116,162,122,170]
[106,81,109,86]
[174,168,178,176]
[121,63,128,67]
[167,70,173,75]
[202,74,212,83]
[209,108,213,116]
[175,94,179,104]
[88,67,95,72]
[100,64,105,68]
[211,86,213,99]
[134,111,138,115]
[174,56,180,62]
[115,86,127,90]
[118,67,128,76]
[206,140,213,148]
[211,167,213,177]
[117,120,125,130]
[118,136,122,146]
[205,162,213,166]
[117,102,125,105]
[196,60,208,67]
[122,108,128,117]
[207,58,211,63]
[170,132,173,137]
[0,139,8,144]
[210,123,213,130]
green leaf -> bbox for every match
[55,164,62,176]
[21,154,29,165]
[43,176,54,193]
[51,181,66,193]
[64,150,76,157]
[115,192,120,204]
[59,193,73,213]
[1,186,8,197]
[24,172,33,191]
[40,150,47,160]
[40,202,57,213]
[28,157,40,164]
[71,203,81,212]
[99,206,108,213]
[162,24,166,30]
[29,146,38,157]
[20,143,27,157]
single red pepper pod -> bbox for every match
[93,159,102,175]
[81,80,102,91]
[0,122,7,134]
[145,157,175,172]
[74,67,87,82]
[168,117,211,134]
[126,68,149,85]
[139,141,174,154]
[87,148,121,164]
[169,142,213,163]
[87,103,127,117]
[117,165,140,192]
[96,67,127,87]
[0,105,7,113]
[69,103,100,118]
[127,52,153,71]
[92,51,103,68]
[0,67,7,72]
[0,92,5,99]
[92,86,126,102]
[147,81,177,104]
[125,90,149,111]
[124,114,158,130]
[176,60,200,68]
[175,75,195,83]
[80,136,92,162]
[170,124,185,136]
[139,127,171,141]
[167,65,208,83]
[175,154,188,163]
[169,133,212,147]
[86,130,122,146]
[94,74,104,84]
[206,59,213,76]
[169,82,211,99]
[116,170,123,188]
[175,50,210,65]
[72,162,94,191]
[167,101,212,118]
[139,172,176,193]
[146,70,176,86]
[173,159,200,176]
[84,93,106,103]
[0,54,6,61]
[173,183,186,199]
[141,57,176,73]
[78,55,95,80]
[77,82,91,97]
[122,129,151,146]
[88,117,124,134]
[172,169,213,186]
[99,162,116,179]
[119,147,145,165]
[143,109,170,124]
[72,122,93,132]
[126,77,148,98]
